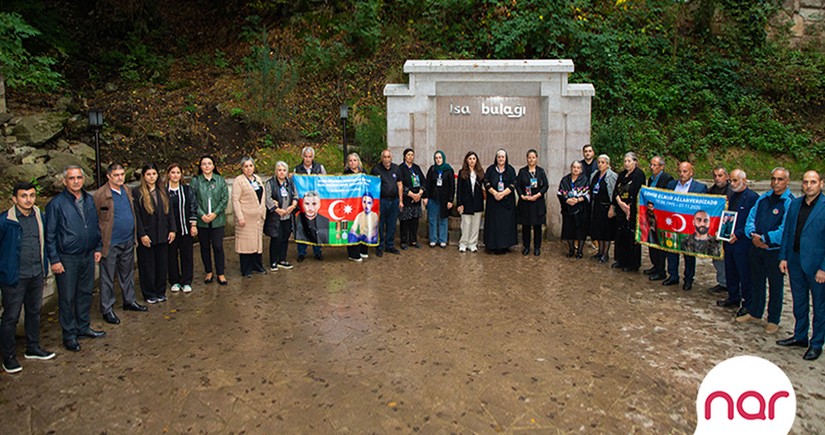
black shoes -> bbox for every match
[409,243,421,249]
[24,347,55,360]
[622,266,638,272]
[648,273,667,281]
[2,356,22,374]
[78,329,106,339]
[123,301,148,312]
[662,277,679,286]
[375,249,384,257]
[314,253,324,261]
[522,247,530,256]
[716,299,740,308]
[643,267,657,275]
[735,307,749,317]
[610,262,623,269]
[386,247,401,255]
[707,284,727,293]
[803,347,822,361]
[682,281,693,291]
[400,243,409,250]
[297,255,306,262]
[64,340,81,352]
[534,248,540,256]
[575,252,583,259]
[598,255,609,263]
[103,312,121,324]
[777,337,809,348]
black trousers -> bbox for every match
[137,243,169,300]
[268,222,292,265]
[198,226,225,276]
[522,224,543,249]
[168,234,194,286]
[648,246,666,274]
[347,244,368,259]
[615,215,641,269]
[399,218,419,245]
[55,253,95,341]
[1,274,44,358]
[239,253,264,276]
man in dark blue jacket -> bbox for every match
[644,155,674,281]
[717,169,759,310]
[738,167,794,334]
[663,162,708,290]
[1,182,55,374]
[45,166,105,352]
[778,170,825,360]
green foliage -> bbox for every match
[119,33,172,83]
[338,0,383,55]
[354,105,386,166]
[0,12,63,92]
[298,35,350,76]
[213,49,230,69]
[243,29,297,134]
[229,107,246,118]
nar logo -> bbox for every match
[695,356,796,434]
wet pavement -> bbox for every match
[1,240,823,433]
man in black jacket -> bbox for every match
[46,166,105,352]
[644,156,674,281]
[707,166,733,294]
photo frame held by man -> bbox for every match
[717,210,737,242]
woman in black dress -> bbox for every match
[557,161,590,258]
[398,148,426,249]
[483,149,518,254]
[516,149,549,256]
[589,154,618,263]
[612,152,646,271]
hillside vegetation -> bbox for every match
[2,0,824,178]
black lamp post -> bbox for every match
[88,109,104,187]
[340,104,349,165]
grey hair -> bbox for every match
[62,165,85,178]
[571,160,583,170]
[301,146,315,157]
[771,167,790,179]
[624,152,638,162]
[240,156,255,166]
[303,190,320,199]
[713,165,728,174]
[651,155,665,166]
[732,168,747,180]
[597,154,611,165]
[275,160,289,171]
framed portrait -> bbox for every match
[717,211,737,242]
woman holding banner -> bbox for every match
[557,160,590,258]
[612,152,646,272]
[191,155,229,286]
[399,148,426,249]
[344,153,370,262]
[517,149,549,256]
[483,149,518,254]
[424,150,455,248]
[589,154,617,263]
[265,161,297,270]
[232,156,267,278]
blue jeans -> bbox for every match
[379,198,399,251]
[296,242,322,257]
[667,253,696,283]
[747,247,784,323]
[1,274,45,358]
[787,253,825,348]
[55,253,96,341]
[724,241,751,304]
[427,201,448,245]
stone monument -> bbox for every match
[384,59,595,237]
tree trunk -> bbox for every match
[0,71,6,114]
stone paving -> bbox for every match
[0,240,823,433]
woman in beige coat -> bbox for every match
[232,156,267,278]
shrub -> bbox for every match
[354,105,386,166]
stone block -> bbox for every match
[800,0,824,8]
[12,112,70,146]
[22,149,48,165]
[4,163,49,182]
[13,145,36,157]
[69,142,97,163]
[799,7,824,20]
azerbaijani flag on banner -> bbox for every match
[293,174,381,247]
[636,187,727,259]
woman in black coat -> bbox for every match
[456,151,485,253]
[612,152,646,271]
[483,148,518,254]
[165,163,198,293]
[264,160,297,270]
[589,155,618,263]
[516,149,549,256]
[134,163,175,304]
[398,148,426,249]
[557,160,590,258]
[424,150,455,248]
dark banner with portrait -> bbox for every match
[636,187,728,260]
[293,174,381,247]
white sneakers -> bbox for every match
[171,284,181,292]
[182,285,192,293]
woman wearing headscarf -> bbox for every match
[612,152,646,271]
[588,154,618,263]
[424,150,455,248]
[398,148,426,249]
[456,151,485,253]
[557,160,590,258]
[133,163,175,304]
[516,149,549,256]
[232,156,267,278]
[483,149,518,254]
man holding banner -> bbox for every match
[663,162,708,290]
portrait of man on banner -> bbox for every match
[295,190,330,245]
